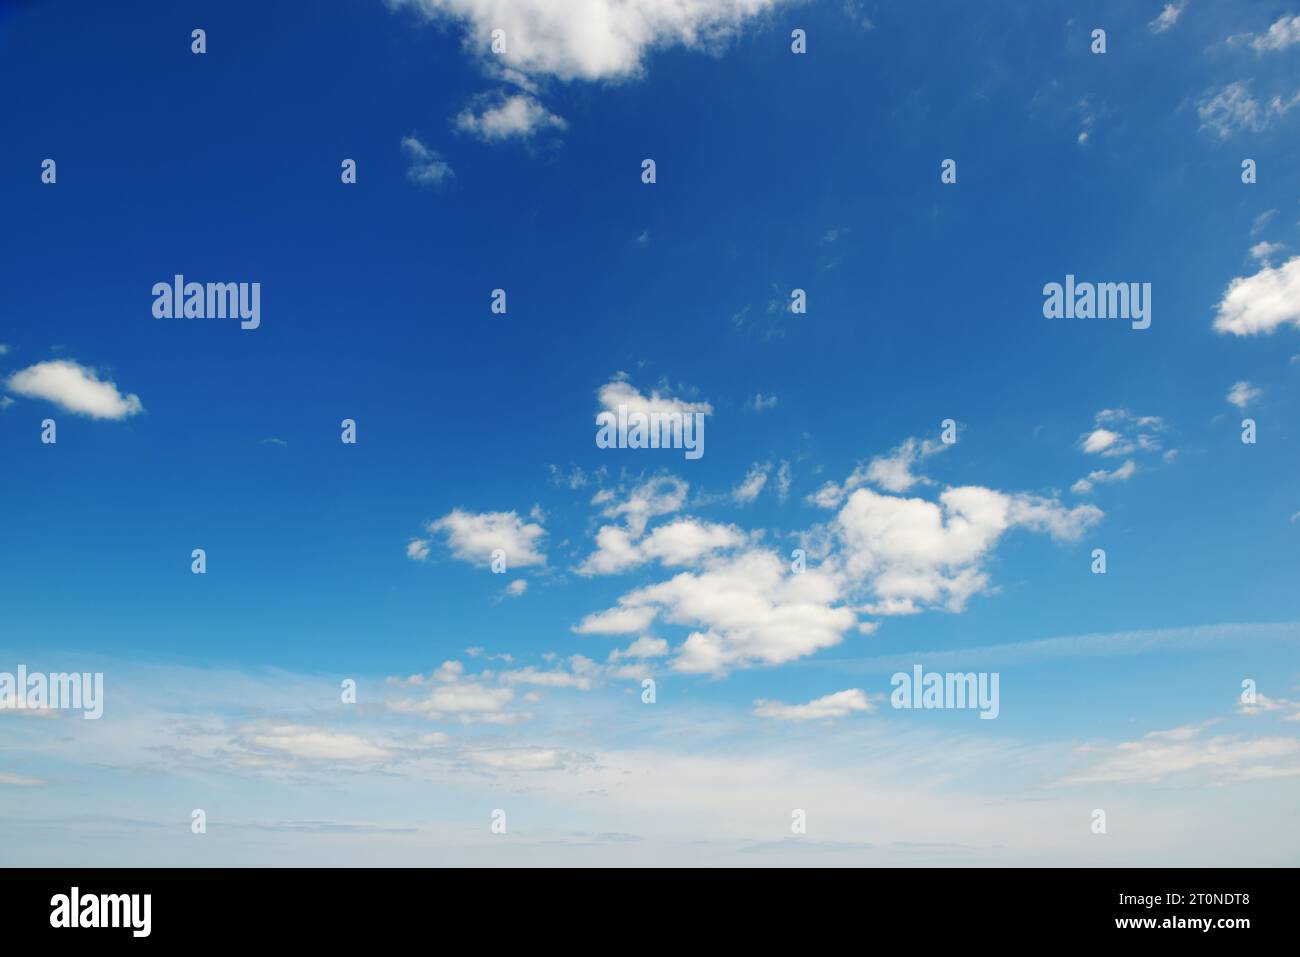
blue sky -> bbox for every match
[1,0,1299,865]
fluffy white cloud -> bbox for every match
[1148,2,1185,34]
[1213,256,1300,336]
[578,516,746,575]
[581,549,857,674]
[1250,14,1300,52]
[597,375,712,425]
[401,135,454,186]
[406,538,431,561]
[427,508,546,567]
[455,92,566,140]
[835,486,1101,615]
[389,0,787,82]
[807,436,947,505]
[5,359,143,420]
[753,688,871,721]
[1226,380,1262,409]
[505,578,528,596]
[386,660,521,723]
[591,475,689,537]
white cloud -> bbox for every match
[1078,410,1167,461]
[1057,723,1300,785]
[455,92,566,140]
[1197,81,1299,137]
[249,724,392,762]
[1226,380,1262,409]
[389,0,788,82]
[5,359,143,420]
[747,392,778,411]
[466,747,581,771]
[1250,14,1300,53]
[386,660,521,723]
[505,578,528,596]
[597,375,712,426]
[1251,209,1278,236]
[753,688,871,721]
[835,486,1101,615]
[732,462,770,504]
[500,655,597,690]
[406,538,431,561]
[1250,240,1284,263]
[578,517,745,575]
[1071,459,1136,495]
[767,462,787,501]
[401,135,454,186]
[1081,428,1121,454]
[863,436,947,493]
[1148,2,1185,34]
[573,603,660,634]
[427,508,546,567]
[609,636,669,660]
[807,436,947,505]
[1213,256,1300,336]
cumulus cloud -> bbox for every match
[578,517,746,576]
[808,435,948,506]
[426,508,546,567]
[5,359,143,420]
[455,92,566,140]
[388,0,788,82]
[753,688,872,721]
[402,135,454,186]
[1227,380,1262,409]
[1213,256,1300,336]
[835,486,1102,616]
[406,538,431,561]
[1249,14,1300,53]
[596,375,712,425]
